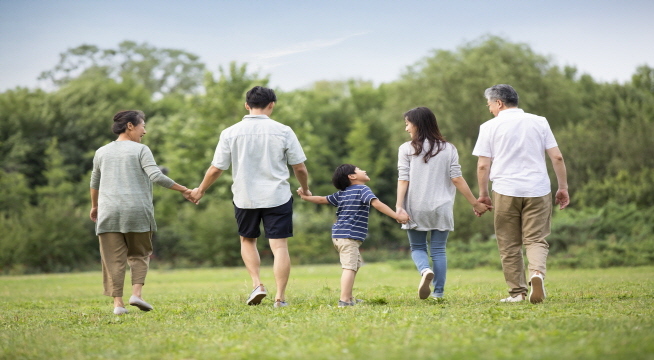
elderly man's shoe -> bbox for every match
[500,294,526,303]
[529,273,546,304]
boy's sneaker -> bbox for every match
[246,284,267,305]
[338,300,354,307]
[418,269,434,299]
[274,299,288,308]
[529,273,546,304]
[500,294,526,302]
[351,298,364,305]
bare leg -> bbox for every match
[132,284,143,299]
[113,297,124,308]
[240,236,261,288]
[340,269,356,302]
[269,238,290,301]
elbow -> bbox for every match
[477,164,489,172]
[292,163,308,175]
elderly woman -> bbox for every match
[90,110,194,315]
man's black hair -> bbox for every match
[332,164,357,191]
[246,86,277,109]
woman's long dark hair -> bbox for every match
[404,107,447,163]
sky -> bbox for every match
[1,0,653,92]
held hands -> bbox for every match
[395,207,410,224]
[296,187,312,199]
[183,188,201,205]
[474,196,493,217]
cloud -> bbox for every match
[253,31,370,60]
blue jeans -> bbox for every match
[407,229,449,297]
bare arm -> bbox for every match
[90,188,99,222]
[476,156,492,207]
[372,198,407,222]
[396,180,409,210]
[190,165,224,203]
[299,194,329,205]
[452,176,491,216]
[546,147,570,210]
[291,162,311,196]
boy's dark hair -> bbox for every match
[246,86,277,109]
[112,110,145,135]
[332,164,357,191]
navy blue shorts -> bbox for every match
[233,197,293,239]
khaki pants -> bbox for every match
[98,232,153,297]
[493,191,551,297]
[332,238,363,271]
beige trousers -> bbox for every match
[98,232,153,297]
[493,191,551,297]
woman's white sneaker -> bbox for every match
[418,269,434,299]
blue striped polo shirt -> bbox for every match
[326,184,377,241]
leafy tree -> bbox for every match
[39,41,205,96]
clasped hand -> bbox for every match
[183,188,204,205]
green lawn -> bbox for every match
[1,263,653,359]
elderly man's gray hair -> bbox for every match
[484,84,519,107]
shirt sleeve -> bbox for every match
[472,123,492,157]
[398,143,411,181]
[285,127,307,166]
[140,146,175,188]
[90,152,100,190]
[211,132,232,170]
[360,186,378,205]
[542,118,558,150]
[449,145,463,179]
[326,192,340,207]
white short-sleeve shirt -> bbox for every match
[472,109,558,197]
[211,115,307,209]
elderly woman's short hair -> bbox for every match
[112,110,145,135]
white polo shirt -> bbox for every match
[211,115,307,209]
[472,108,558,197]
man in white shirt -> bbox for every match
[473,84,569,304]
[191,86,311,308]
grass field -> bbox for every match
[1,263,653,359]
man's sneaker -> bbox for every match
[246,284,267,305]
[529,273,546,304]
[338,300,354,307]
[418,269,434,299]
[274,299,288,308]
[500,294,526,302]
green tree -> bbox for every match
[39,41,205,96]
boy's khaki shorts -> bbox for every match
[332,238,363,271]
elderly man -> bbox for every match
[473,84,569,303]
[191,86,310,308]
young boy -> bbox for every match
[297,164,409,307]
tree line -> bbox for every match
[1,36,653,274]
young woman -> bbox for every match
[396,107,490,299]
